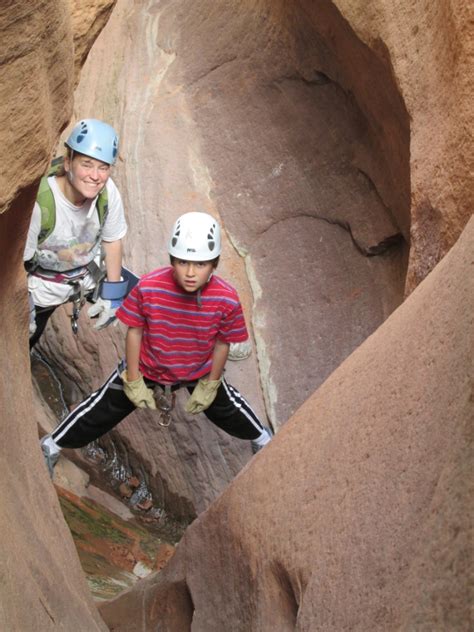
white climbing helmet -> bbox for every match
[168,212,221,261]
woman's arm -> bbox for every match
[102,239,123,282]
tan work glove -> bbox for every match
[185,377,221,414]
[121,370,156,409]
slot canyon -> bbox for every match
[0,1,472,630]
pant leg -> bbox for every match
[52,368,136,448]
[188,378,264,440]
[29,305,57,349]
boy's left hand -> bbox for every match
[185,378,221,414]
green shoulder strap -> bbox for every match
[96,188,109,227]
[37,176,56,244]
[36,157,109,244]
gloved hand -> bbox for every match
[87,297,121,330]
[228,340,252,361]
[185,377,222,414]
[121,370,156,409]
[28,292,37,337]
[88,278,129,330]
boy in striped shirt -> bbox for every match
[40,212,273,476]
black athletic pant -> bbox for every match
[30,305,57,348]
[30,294,96,348]
[51,367,264,448]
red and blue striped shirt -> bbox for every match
[116,266,249,384]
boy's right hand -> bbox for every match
[121,370,156,409]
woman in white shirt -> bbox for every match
[25,118,128,347]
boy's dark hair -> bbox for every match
[169,255,220,268]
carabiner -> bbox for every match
[154,385,175,427]
[69,281,85,335]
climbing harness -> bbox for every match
[30,258,105,335]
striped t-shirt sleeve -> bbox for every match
[116,284,145,328]
[217,301,249,343]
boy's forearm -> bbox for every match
[125,326,143,380]
[209,339,229,381]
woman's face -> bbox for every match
[65,153,111,201]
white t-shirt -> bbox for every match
[24,176,127,307]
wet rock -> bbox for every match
[154,543,176,571]
[118,482,133,499]
[136,498,153,511]
[128,476,140,488]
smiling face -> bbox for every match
[63,152,111,204]
[172,259,216,293]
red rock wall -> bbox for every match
[331,0,474,291]
[0,2,115,630]
[2,0,472,629]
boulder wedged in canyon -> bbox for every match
[100,217,473,631]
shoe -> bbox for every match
[251,426,273,455]
[40,436,60,478]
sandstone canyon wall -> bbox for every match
[0,1,115,630]
[1,0,472,630]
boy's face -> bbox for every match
[172,259,215,292]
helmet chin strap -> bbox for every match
[196,272,215,308]
[197,273,214,308]
[172,268,213,308]
[66,149,75,185]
